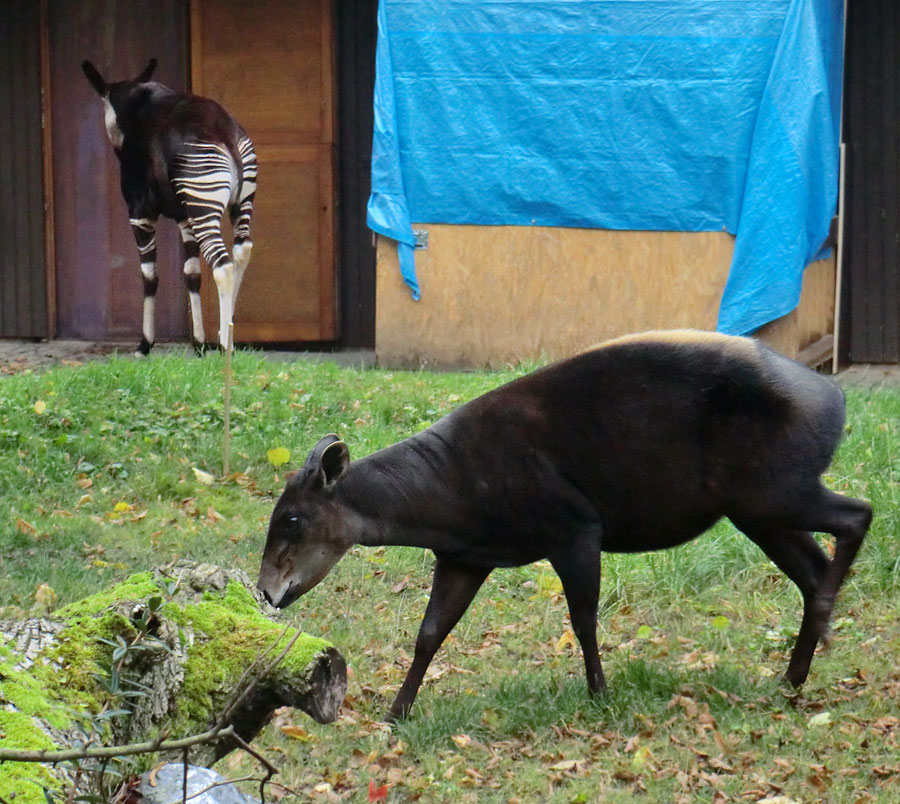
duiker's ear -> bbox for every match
[320,440,350,486]
[82,61,107,95]
[299,434,349,490]
[135,58,158,83]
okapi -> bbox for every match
[258,330,872,720]
[82,59,257,354]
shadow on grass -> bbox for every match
[394,659,782,751]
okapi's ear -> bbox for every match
[135,58,158,83]
[81,61,107,96]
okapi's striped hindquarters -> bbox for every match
[174,138,257,351]
[82,58,257,354]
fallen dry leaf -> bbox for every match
[367,779,388,802]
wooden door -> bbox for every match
[191,0,337,343]
[49,0,189,341]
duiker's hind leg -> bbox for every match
[735,485,871,686]
[129,216,159,355]
[735,524,829,686]
[177,221,206,353]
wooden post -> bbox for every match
[223,323,234,477]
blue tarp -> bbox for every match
[367,0,843,335]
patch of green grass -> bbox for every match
[1,354,899,803]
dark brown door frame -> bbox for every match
[838,0,900,364]
[335,0,377,349]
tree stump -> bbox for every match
[0,561,347,803]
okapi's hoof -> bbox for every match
[192,341,219,356]
[136,337,153,357]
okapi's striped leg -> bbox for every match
[177,221,206,352]
[129,216,158,355]
[230,135,257,318]
[173,143,237,350]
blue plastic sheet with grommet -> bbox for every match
[367,0,843,335]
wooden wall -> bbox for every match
[842,0,900,363]
[0,1,48,338]
[375,226,835,368]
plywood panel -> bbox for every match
[193,0,336,343]
[375,225,834,368]
[756,256,835,361]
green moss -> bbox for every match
[0,710,61,804]
[55,571,157,620]
[168,580,330,731]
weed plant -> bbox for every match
[1,352,899,803]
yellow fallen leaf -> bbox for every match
[281,724,315,742]
[33,400,46,415]
[632,745,653,768]
[267,446,291,467]
[555,629,576,653]
[113,501,133,513]
[452,734,472,748]
[192,467,216,485]
[550,759,578,771]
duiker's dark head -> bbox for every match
[81,59,158,150]
[258,434,352,609]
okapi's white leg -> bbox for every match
[177,221,206,351]
[129,216,158,355]
[173,142,237,350]
[229,135,257,324]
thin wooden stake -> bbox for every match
[223,323,234,477]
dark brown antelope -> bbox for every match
[258,330,872,720]
[82,59,257,354]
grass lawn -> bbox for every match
[1,351,899,803]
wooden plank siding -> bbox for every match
[844,0,900,362]
[335,0,378,348]
[0,1,48,338]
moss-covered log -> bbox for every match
[0,561,347,804]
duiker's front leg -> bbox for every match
[549,531,606,695]
[388,557,490,722]
[129,216,159,355]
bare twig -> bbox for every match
[182,746,189,804]
[226,732,278,804]
[175,775,258,803]
[0,724,235,764]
